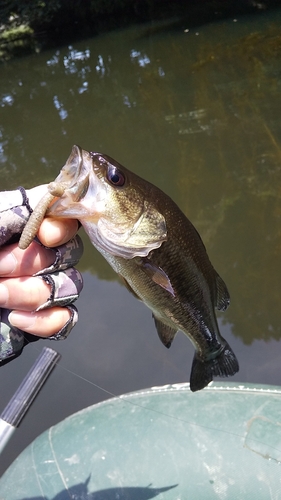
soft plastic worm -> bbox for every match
[18,182,66,250]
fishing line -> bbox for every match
[25,340,281,458]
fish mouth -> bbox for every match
[47,145,106,220]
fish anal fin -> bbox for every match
[153,314,177,348]
[215,273,230,311]
[140,259,175,296]
[190,341,239,392]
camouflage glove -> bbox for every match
[0,186,83,364]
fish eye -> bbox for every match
[106,165,125,187]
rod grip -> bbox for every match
[0,347,60,427]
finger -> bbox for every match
[0,241,55,277]
[38,218,79,247]
[0,277,50,311]
[8,307,72,337]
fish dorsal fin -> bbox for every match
[215,273,230,311]
[153,315,177,348]
[96,204,167,259]
[139,259,175,296]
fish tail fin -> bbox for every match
[190,342,239,392]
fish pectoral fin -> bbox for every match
[215,273,230,311]
[139,259,175,296]
[153,315,177,348]
[189,341,239,392]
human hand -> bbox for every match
[0,186,84,364]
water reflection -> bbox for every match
[1,7,281,475]
[174,24,281,345]
[0,12,280,339]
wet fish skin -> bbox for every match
[48,146,239,391]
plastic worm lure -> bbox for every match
[18,182,66,250]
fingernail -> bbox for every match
[0,283,9,305]
[0,252,17,275]
[9,311,36,329]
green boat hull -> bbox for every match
[1,382,281,499]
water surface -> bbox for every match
[1,9,281,475]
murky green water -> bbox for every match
[1,9,281,474]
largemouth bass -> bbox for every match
[36,145,239,391]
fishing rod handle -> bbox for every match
[0,347,61,427]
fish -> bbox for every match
[31,145,239,391]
